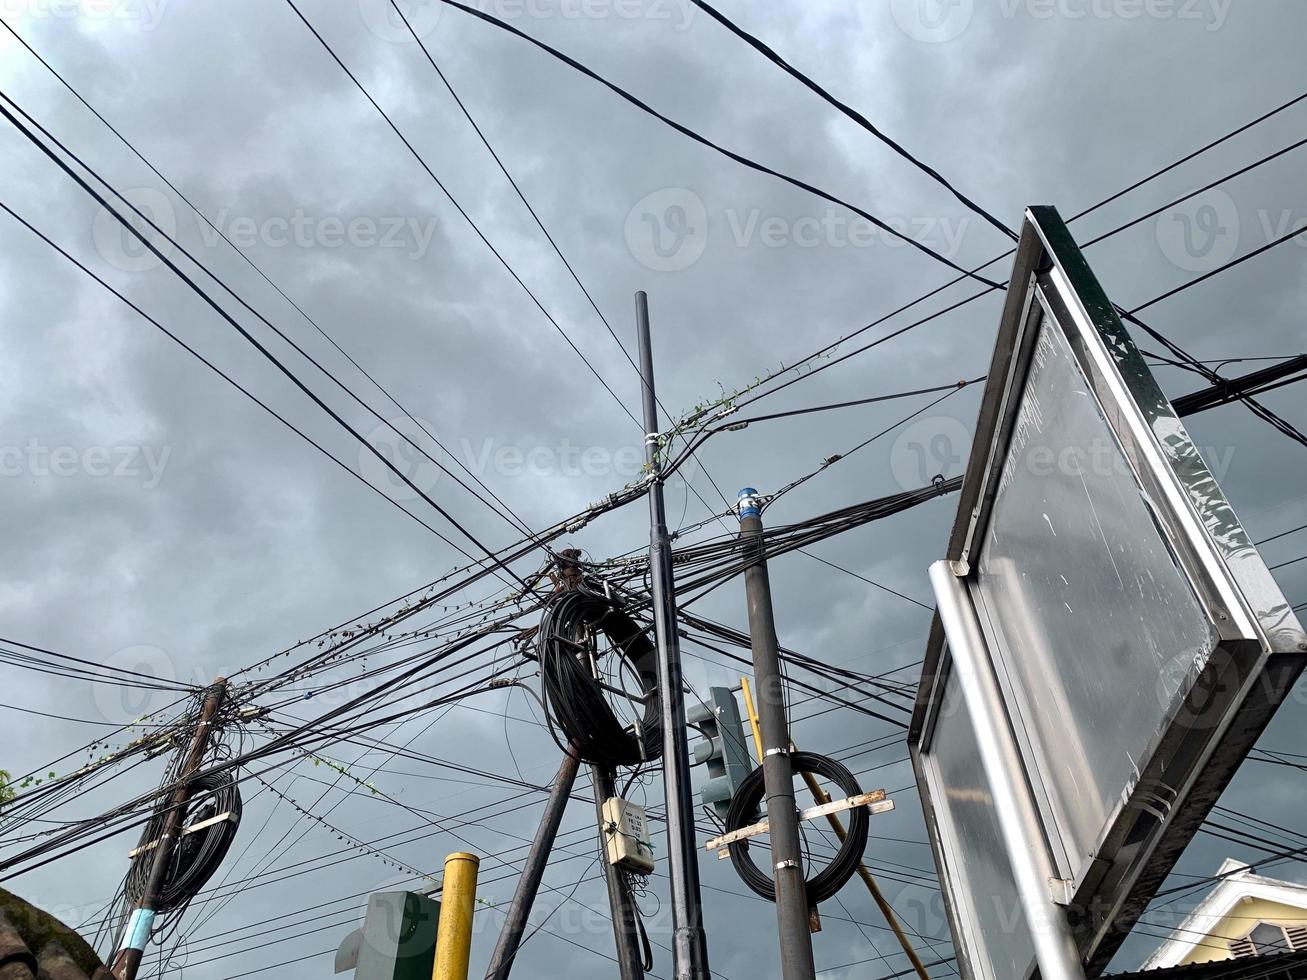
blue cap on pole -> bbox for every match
[737,488,761,520]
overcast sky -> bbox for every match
[1,1,1305,977]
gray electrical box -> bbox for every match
[336,891,440,980]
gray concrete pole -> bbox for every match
[737,488,817,980]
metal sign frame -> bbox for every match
[909,206,1307,978]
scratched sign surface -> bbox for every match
[972,313,1218,881]
[912,208,1307,980]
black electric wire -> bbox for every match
[383,0,740,535]
[283,0,642,430]
[0,99,533,588]
[1068,89,1307,226]
[1082,134,1307,249]
[0,91,546,576]
[700,103,1307,420]
[536,585,661,767]
[0,199,461,546]
[0,636,197,690]
[723,750,869,904]
[124,771,244,913]
[414,4,1306,436]
[1259,523,1307,546]
[0,16,540,545]
[429,0,1003,288]
[687,0,1018,243]
[1130,223,1307,316]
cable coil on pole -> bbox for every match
[126,770,243,912]
[723,751,868,905]
[537,584,662,768]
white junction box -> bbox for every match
[602,797,654,875]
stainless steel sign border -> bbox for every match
[909,206,1307,977]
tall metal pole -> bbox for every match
[593,766,648,980]
[112,677,228,980]
[929,561,1085,980]
[635,290,711,980]
[484,750,582,980]
[736,489,818,980]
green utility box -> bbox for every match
[352,891,440,980]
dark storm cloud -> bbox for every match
[1,1,1305,977]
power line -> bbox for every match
[429,0,1004,288]
[0,96,535,590]
[382,0,741,535]
[283,0,642,430]
[0,15,539,544]
[687,0,1017,243]
[1129,223,1307,315]
[0,199,461,546]
[1259,523,1307,546]
[698,96,1307,419]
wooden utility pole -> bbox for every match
[112,677,227,980]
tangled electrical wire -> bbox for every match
[537,583,661,768]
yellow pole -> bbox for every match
[739,676,930,979]
[433,852,480,980]
[738,676,764,762]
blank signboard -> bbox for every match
[909,207,1307,978]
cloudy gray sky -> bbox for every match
[1,0,1305,977]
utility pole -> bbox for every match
[484,751,581,980]
[112,677,228,980]
[737,489,817,980]
[739,678,929,979]
[593,765,648,980]
[636,290,711,980]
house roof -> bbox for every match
[1112,950,1307,979]
[0,888,113,980]
[1139,860,1307,971]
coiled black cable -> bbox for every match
[126,770,243,912]
[537,585,661,767]
[723,751,868,905]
